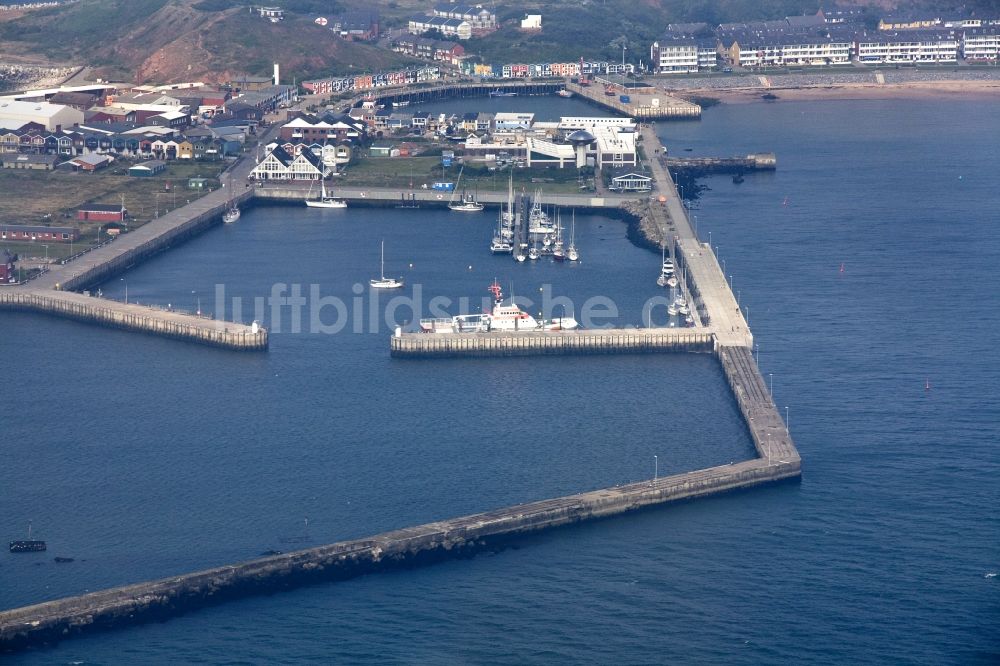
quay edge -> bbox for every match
[0,454,797,654]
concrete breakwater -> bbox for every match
[0,290,267,351]
[0,444,798,653]
[665,153,777,174]
[34,189,254,294]
[391,327,714,358]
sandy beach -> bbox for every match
[657,69,1000,105]
[688,80,1000,103]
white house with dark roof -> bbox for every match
[408,15,472,40]
[432,4,496,33]
[249,144,324,180]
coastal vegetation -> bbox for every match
[0,0,414,82]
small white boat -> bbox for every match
[370,240,404,289]
[222,202,240,224]
[678,304,690,316]
[667,276,678,288]
[222,176,240,223]
[557,89,573,98]
[567,210,579,261]
[528,245,539,260]
[448,166,484,212]
[667,303,679,316]
[490,204,513,253]
[305,174,347,208]
[491,239,513,254]
[514,251,526,262]
[656,274,668,288]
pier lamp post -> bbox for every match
[746,306,751,328]
[769,372,774,397]
[785,406,790,433]
[653,454,658,482]
[193,290,201,316]
[729,274,733,289]
[42,245,49,263]
[621,44,627,91]
[708,230,712,249]
[121,277,128,304]
[755,342,759,364]
[737,289,741,305]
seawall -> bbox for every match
[390,328,714,358]
[0,442,797,653]
[0,290,268,351]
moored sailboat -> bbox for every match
[369,240,404,289]
[448,165,484,212]
[305,168,347,208]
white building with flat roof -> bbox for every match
[857,31,959,63]
[963,29,1000,60]
[0,99,84,130]
[558,117,636,132]
[494,112,534,130]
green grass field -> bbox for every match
[0,159,228,249]
[339,156,592,194]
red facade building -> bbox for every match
[76,204,125,222]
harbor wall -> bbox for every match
[58,190,253,293]
[0,450,797,653]
[665,153,777,174]
[0,291,268,351]
[390,328,714,358]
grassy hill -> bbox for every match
[0,0,418,84]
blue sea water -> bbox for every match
[2,97,999,664]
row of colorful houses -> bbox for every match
[0,125,244,160]
[463,61,636,79]
[301,66,443,96]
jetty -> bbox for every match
[563,80,701,119]
[666,153,777,174]
[1,419,797,653]
[1,145,269,350]
[0,289,267,350]
[391,327,713,357]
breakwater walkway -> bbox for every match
[564,81,701,119]
[0,408,798,652]
[1,131,274,350]
[254,182,631,209]
[0,289,267,350]
[391,327,713,357]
